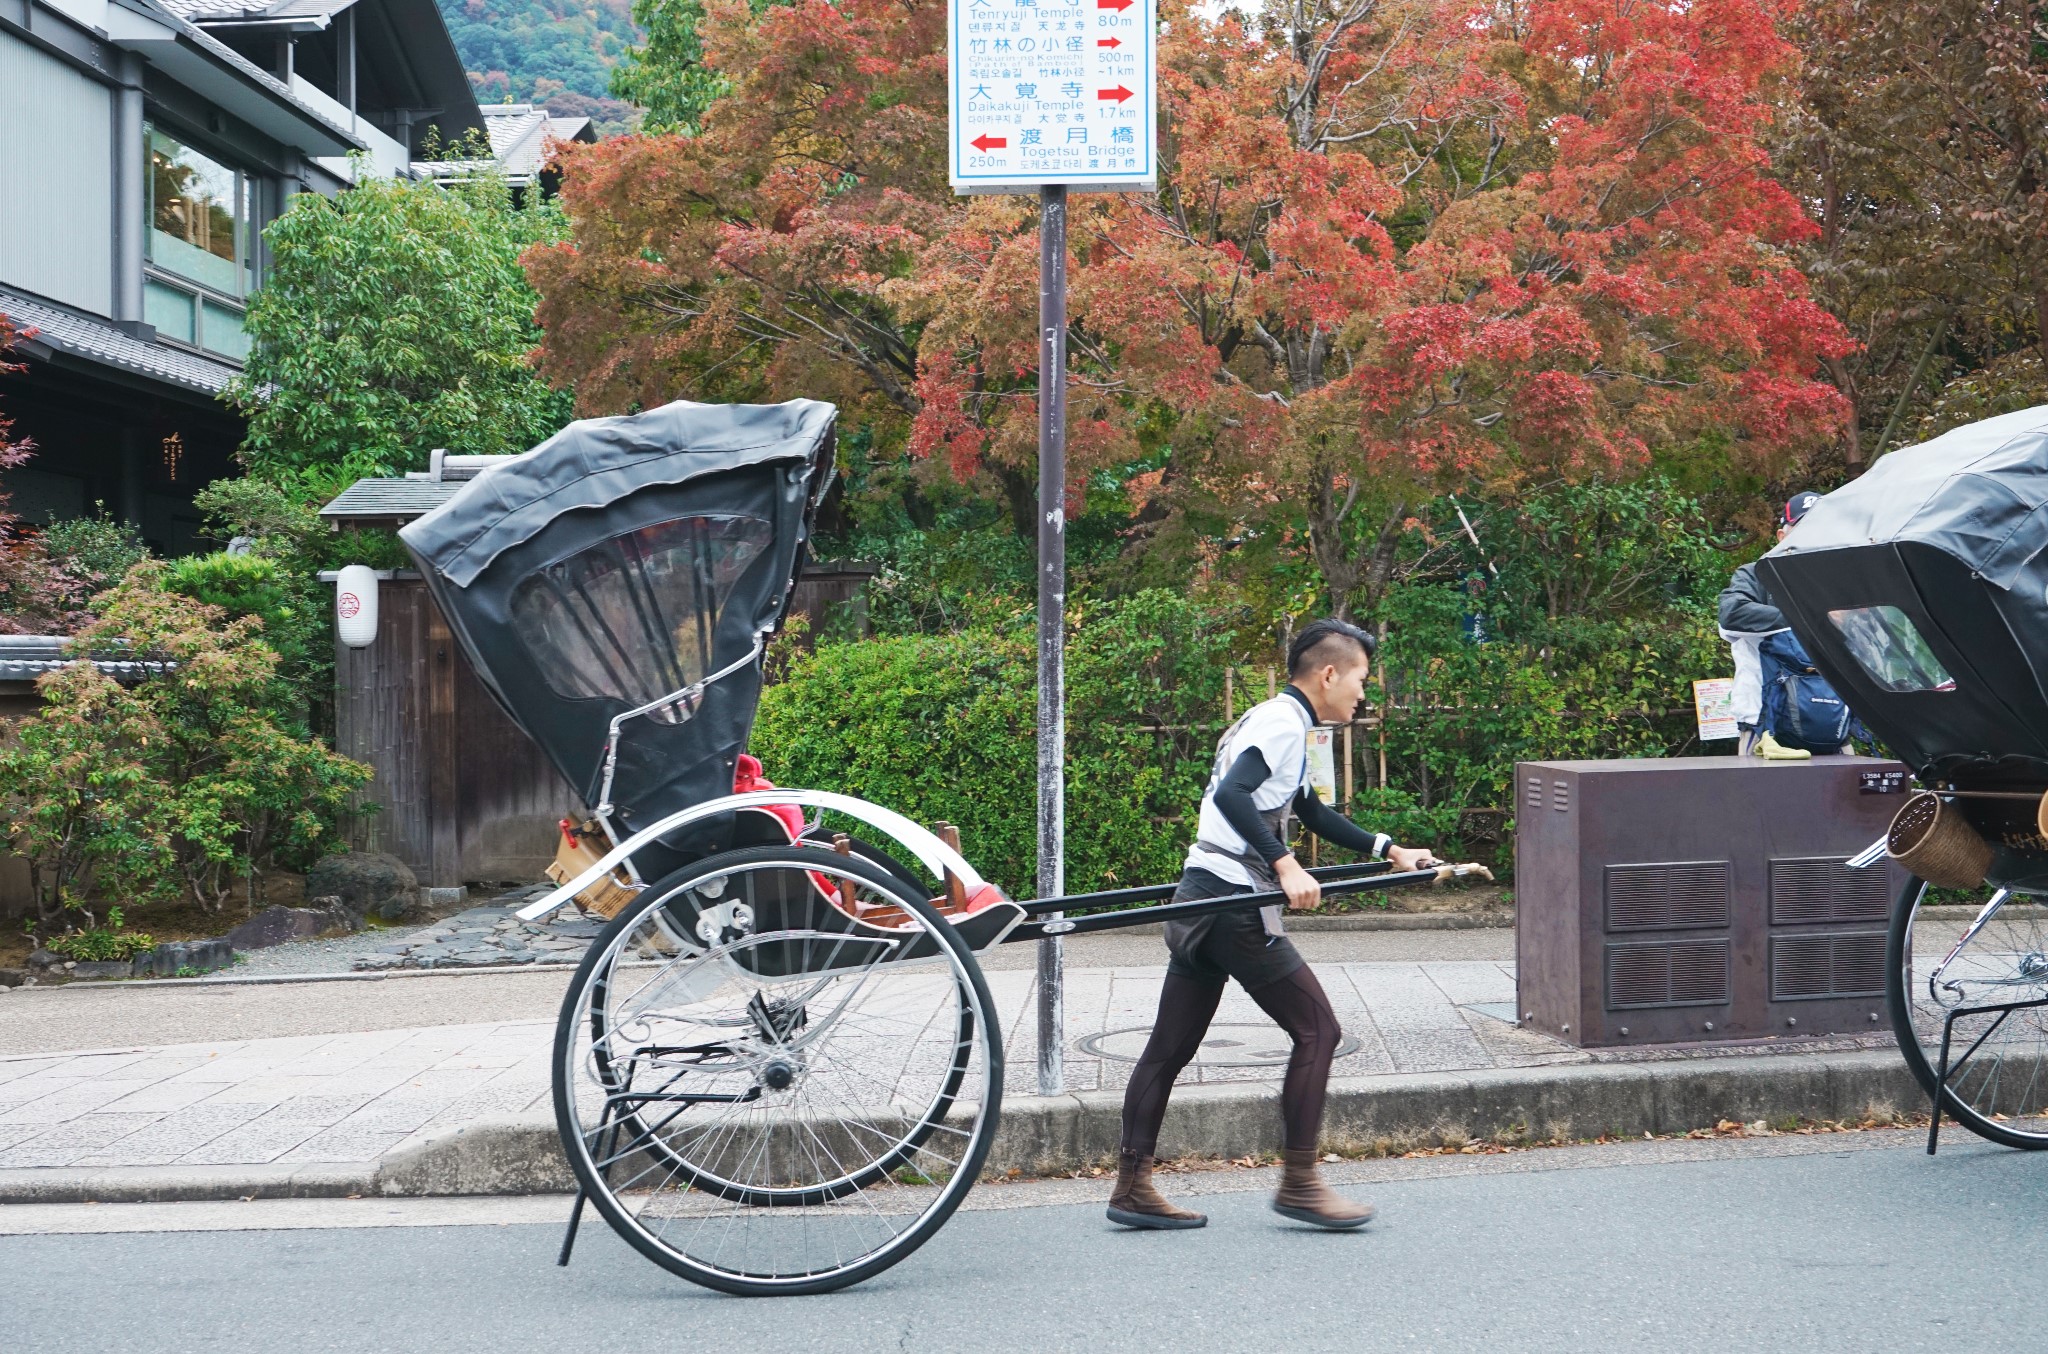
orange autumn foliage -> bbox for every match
[527,0,1851,608]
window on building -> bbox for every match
[147,129,246,297]
[144,126,259,363]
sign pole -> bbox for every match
[947,0,1155,1100]
[1035,183,1068,1099]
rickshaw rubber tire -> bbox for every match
[1884,873,2048,1151]
[573,843,987,1204]
[552,845,1006,1296]
[571,847,983,1204]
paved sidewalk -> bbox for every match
[0,956,1898,1182]
[0,960,1537,1172]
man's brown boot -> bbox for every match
[1106,1153,1207,1229]
[1272,1148,1375,1229]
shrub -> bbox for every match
[47,908,154,961]
[0,562,373,924]
[41,509,148,595]
[753,590,1235,897]
[163,552,318,711]
[0,318,93,634]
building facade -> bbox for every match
[0,0,484,554]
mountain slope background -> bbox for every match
[437,0,642,134]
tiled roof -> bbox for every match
[483,104,551,155]
[0,637,172,685]
[415,104,593,183]
[0,286,241,397]
[157,0,275,17]
[318,477,468,521]
[157,0,357,22]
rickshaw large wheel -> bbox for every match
[1887,874,2048,1148]
[553,844,1004,1296]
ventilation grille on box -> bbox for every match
[1526,776,1543,810]
[1553,780,1570,812]
[1605,862,1732,931]
[1770,933,1886,1001]
[1769,858,1891,925]
[1606,940,1731,1009]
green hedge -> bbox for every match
[753,585,1725,899]
[752,591,1230,898]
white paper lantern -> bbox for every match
[336,565,379,649]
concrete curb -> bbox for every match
[0,1162,373,1204]
[0,1050,1928,1204]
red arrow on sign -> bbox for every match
[1097,36,1121,47]
[1096,0,1132,10]
[1097,85,1134,102]
[971,134,1008,151]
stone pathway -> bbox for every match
[350,886,605,971]
[0,957,1895,1175]
[0,960,1526,1171]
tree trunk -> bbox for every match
[1357,502,1407,618]
[1306,460,1364,619]
[991,462,1039,541]
[1825,353,1864,472]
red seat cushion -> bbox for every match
[734,753,805,841]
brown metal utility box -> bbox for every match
[1515,756,1909,1049]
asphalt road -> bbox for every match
[0,927,1513,1054]
[3,1130,2037,1353]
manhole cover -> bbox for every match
[1078,1023,1362,1067]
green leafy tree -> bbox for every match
[607,0,729,132]
[0,563,372,923]
[227,172,573,489]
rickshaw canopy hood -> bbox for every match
[1759,404,2048,788]
[397,399,836,850]
[401,400,838,588]
[1768,405,2048,589]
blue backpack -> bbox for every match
[1760,630,1861,751]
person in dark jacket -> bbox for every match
[1106,619,1442,1233]
[1719,492,1820,758]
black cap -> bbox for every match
[1783,491,1821,527]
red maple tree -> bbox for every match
[528,0,1852,612]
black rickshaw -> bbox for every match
[399,399,1483,1296]
[1759,403,2048,1154]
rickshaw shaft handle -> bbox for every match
[1014,859,1396,917]
[1002,867,1446,943]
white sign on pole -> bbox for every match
[948,0,1157,194]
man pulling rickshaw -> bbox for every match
[1110,618,1444,1232]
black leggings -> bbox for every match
[1118,964,1342,1158]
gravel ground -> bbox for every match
[203,884,589,978]
[224,926,426,977]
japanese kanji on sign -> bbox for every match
[948,0,1157,193]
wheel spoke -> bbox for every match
[553,846,1002,1293]
[1894,877,2048,1144]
